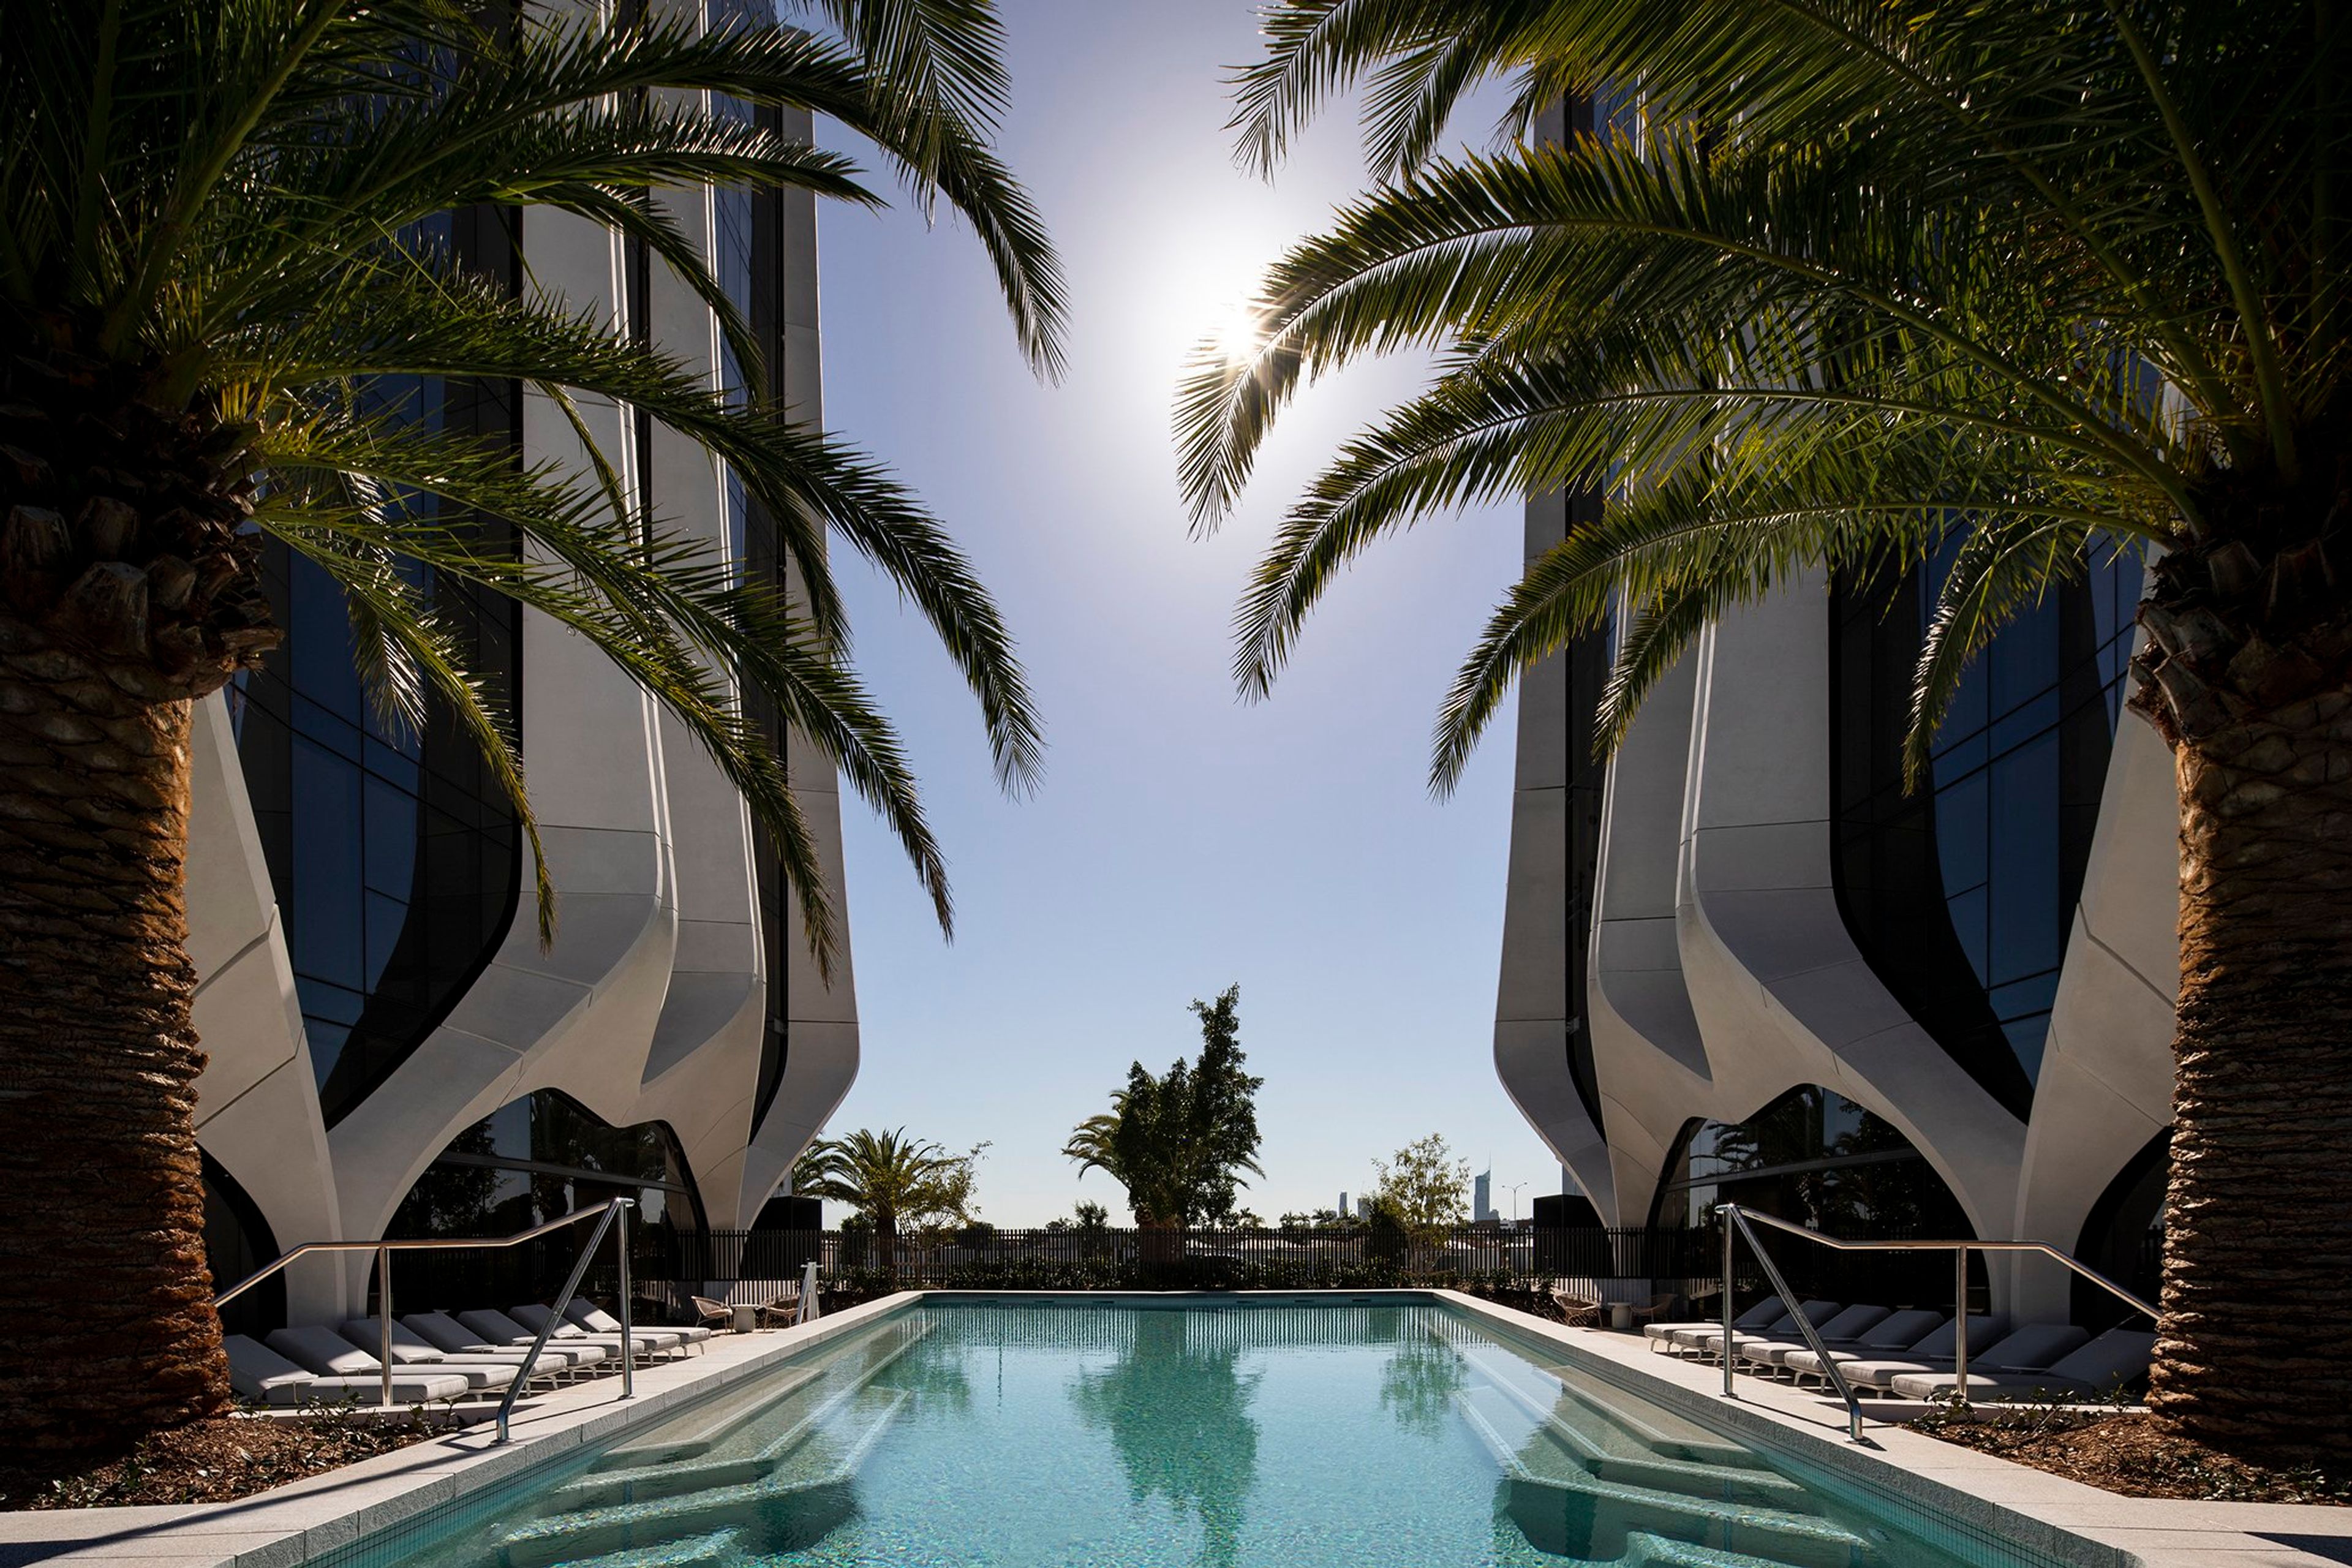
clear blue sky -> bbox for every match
[805,1,1563,1227]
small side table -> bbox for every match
[1608,1302,1634,1332]
[732,1302,758,1333]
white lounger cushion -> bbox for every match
[1643,1296,1784,1343]
[1888,1328,2152,1401]
[457,1308,543,1346]
[1743,1310,1948,1369]
[405,1312,605,1368]
[1846,1322,2090,1391]
[271,1325,518,1392]
[511,1303,681,1352]
[1732,1305,1891,1365]
[333,1322,535,1388]
[567,1299,712,1345]
[1677,1298,1841,1352]
[225,1335,468,1406]
[1784,1314,2007,1379]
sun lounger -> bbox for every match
[1731,1304,1891,1370]
[1645,1294,1784,1349]
[404,1311,607,1371]
[508,1302,681,1358]
[1842,1322,2090,1394]
[339,1321,570,1387]
[270,1325,518,1395]
[1741,1308,1947,1374]
[1675,1298,1842,1359]
[225,1334,469,1406]
[1784,1314,2007,1387]
[564,1298,710,1350]
[1887,1327,2154,1401]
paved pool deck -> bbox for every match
[1,1290,2345,1568]
[1435,1291,2352,1568]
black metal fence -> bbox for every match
[626,1223,1956,1305]
[356,1221,2161,1329]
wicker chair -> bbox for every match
[1549,1286,1603,1328]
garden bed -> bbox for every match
[1907,1409,2351,1505]
[0,1408,443,1510]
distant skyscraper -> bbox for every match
[1337,1191,1348,1220]
[1474,1169,1495,1224]
[1355,1194,1372,1221]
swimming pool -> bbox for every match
[357,1298,2057,1568]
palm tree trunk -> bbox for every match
[0,619,230,1453]
[2145,689,2352,1465]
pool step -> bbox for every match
[562,1318,935,1506]
[1457,1365,1809,1508]
[1620,1529,1834,1568]
[531,1526,746,1568]
[1455,1390,1874,1568]
[604,1366,822,1464]
[499,1389,907,1567]
[1441,1330,1762,1470]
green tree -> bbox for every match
[1068,1310,1261,1568]
[1066,984,1264,1229]
[0,0,1060,1452]
[1373,1134,1470,1242]
[793,1128,978,1274]
[1180,1,2352,1464]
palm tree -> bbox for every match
[793,1128,967,1274]
[1178,2,2351,1464]
[0,0,1061,1452]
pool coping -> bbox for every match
[2,1289,2343,1568]
[1430,1289,2352,1568]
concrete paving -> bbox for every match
[1437,1292,2352,1568]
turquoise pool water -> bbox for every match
[374,1300,2042,1568]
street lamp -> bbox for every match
[1506,1181,1528,1225]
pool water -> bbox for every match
[383,1300,2032,1568]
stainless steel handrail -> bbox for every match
[494,1199,631,1444]
[1714,1204,2160,1433]
[213,1197,638,1416]
[1716,1206,1868,1442]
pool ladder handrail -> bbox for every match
[211,1197,636,1436]
[1713,1203,2160,1444]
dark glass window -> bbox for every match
[230,211,522,1126]
[200,1152,284,1340]
[1831,542,2141,1116]
[1649,1085,1976,1238]
[387,1088,704,1237]
[2072,1128,2169,1330]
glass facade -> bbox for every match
[1649,1085,1975,1237]
[232,210,522,1128]
[388,1088,704,1237]
[202,1153,285,1338]
[1830,543,2142,1117]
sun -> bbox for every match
[1204,298,1264,370]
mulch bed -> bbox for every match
[0,1409,443,1511]
[1909,1411,2352,1505]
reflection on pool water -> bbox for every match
[375,1300,2046,1568]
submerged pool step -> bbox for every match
[533,1526,745,1568]
[500,1389,908,1567]
[1453,1390,1874,1568]
[1453,1362,1809,1509]
[562,1317,936,1506]
[1438,1330,1762,1470]
[1619,1528,1834,1568]
[604,1366,823,1464]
